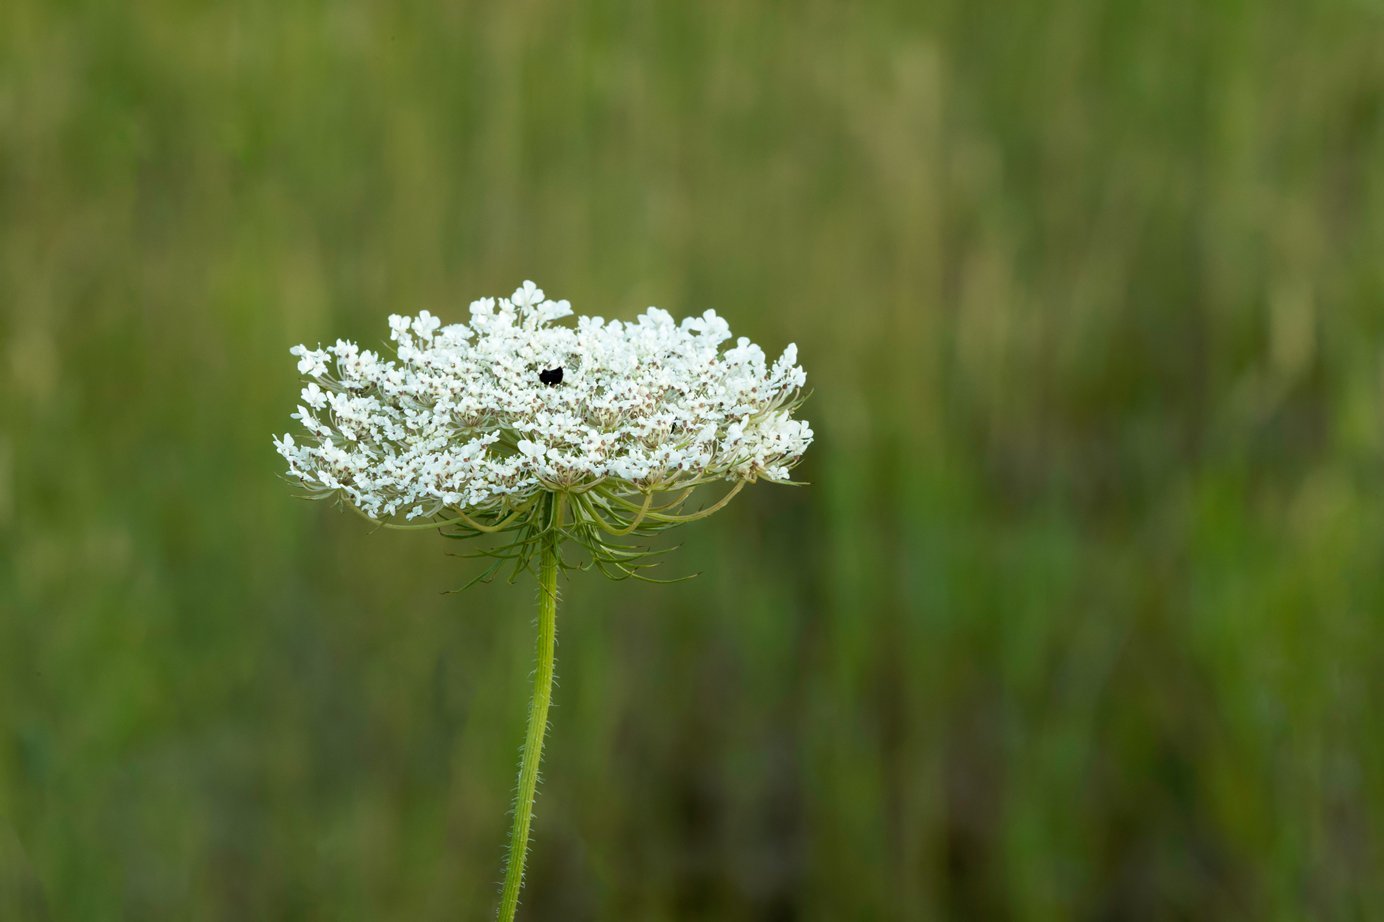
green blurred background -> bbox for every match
[3,1,1383,919]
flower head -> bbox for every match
[274,282,811,577]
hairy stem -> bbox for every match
[497,496,564,921]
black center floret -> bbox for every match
[539,367,564,386]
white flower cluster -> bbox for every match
[274,281,812,521]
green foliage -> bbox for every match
[2,0,1382,918]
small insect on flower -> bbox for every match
[539,367,564,386]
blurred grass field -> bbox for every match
[3,0,1384,919]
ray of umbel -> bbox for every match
[274,282,812,920]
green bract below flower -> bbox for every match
[274,281,811,921]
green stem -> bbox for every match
[497,495,564,922]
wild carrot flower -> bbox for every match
[274,282,811,919]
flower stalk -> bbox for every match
[498,493,564,922]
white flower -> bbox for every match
[511,280,544,309]
[274,282,812,522]
[517,439,548,459]
[414,310,441,339]
[301,383,328,409]
[290,344,329,377]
